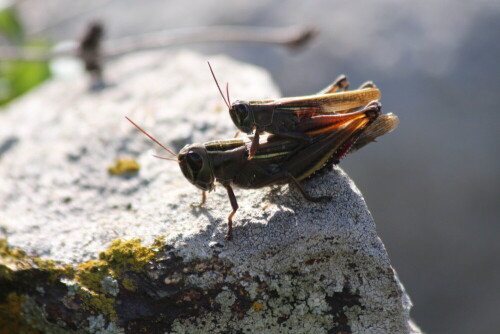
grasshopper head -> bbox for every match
[206,62,253,133]
[178,144,215,191]
[229,101,253,133]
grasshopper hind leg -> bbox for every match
[224,184,239,240]
[317,75,350,94]
[287,173,331,202]
[359,81,377,89]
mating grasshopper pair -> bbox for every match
[127,64,398,240]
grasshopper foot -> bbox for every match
[190,191,206,208]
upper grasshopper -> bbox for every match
[208,62,381,159]
[126,100,384,240]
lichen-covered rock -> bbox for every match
[0,51,421,333]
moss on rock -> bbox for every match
[75,239,159,321]
[0,237,166,332]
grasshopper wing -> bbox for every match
[288,111,380,181]
[275,88,381,117]
[352,113,399,151]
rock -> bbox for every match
[0,51,421,333]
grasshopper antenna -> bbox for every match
[226,82,231,106]
[125,116,178,158]
[152,154,178,162]
[207,61,230,108]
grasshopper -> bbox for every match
[126,100,381,240]
[208,62,381,159]
[351,112,399,152]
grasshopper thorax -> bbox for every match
[229,101,254,134]
[178,144,215,191]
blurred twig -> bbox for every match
[25,0,115,36]
[0,25,318,62]
[105,25,318,58]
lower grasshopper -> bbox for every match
[126,101,381,240]
[208,62,381,159]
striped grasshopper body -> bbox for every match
[127,101,382,240]
[208,64,385,159]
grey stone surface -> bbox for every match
[0,50,420,333]
[14,2,500,333]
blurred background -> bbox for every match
[1,0,498,332]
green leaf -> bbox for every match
[0,7,52,107]
[0,61,51,106]
[0,7,24,42]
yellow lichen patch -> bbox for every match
[151,235,167,250]
[252,301,264,312]
[0,239,73,281]
[75,258,117,320]
[76,259,109,295]
[0,237,167,324]
[0,293,40,334]
[0,239,31,270]
[107,158,140,175]
[76,239,155,288]
[81,293,117,321]
[99,239,155,273]
[75,239,158,320]
[122,278,137,291]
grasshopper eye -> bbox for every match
[187,151,203,173]
[232,104,249,123]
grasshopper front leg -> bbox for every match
[223,184,239,240]
[190,191,207,208]
[248,130,260,160]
